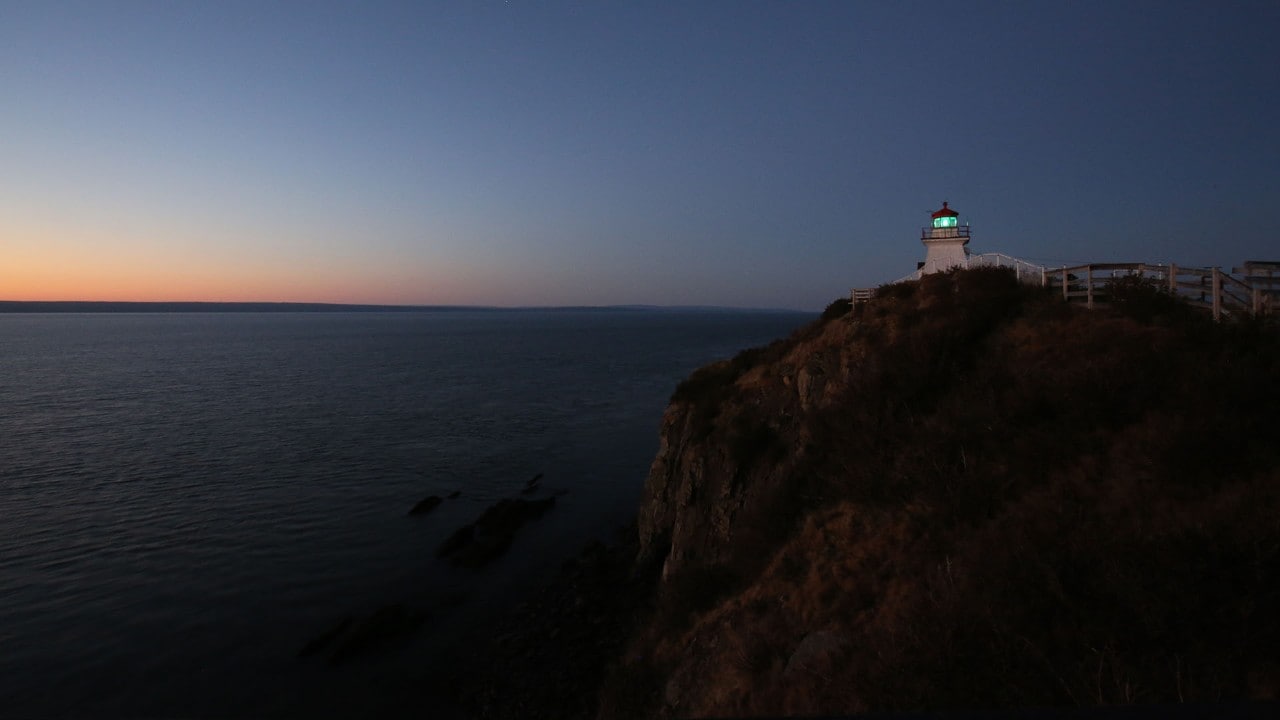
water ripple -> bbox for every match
[0,309,809,715]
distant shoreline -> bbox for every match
[0,301,811,314]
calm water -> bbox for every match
[0,309,807,717]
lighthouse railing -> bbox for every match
[883,252,1046,288]
[965,253,1046,285]
[920,226,972,240]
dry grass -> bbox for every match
[609,268,1280,718]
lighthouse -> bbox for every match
[919,201,971,274]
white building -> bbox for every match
[857,202,1046,300]
[918,201,971,274]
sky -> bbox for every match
[2,1,1277,309]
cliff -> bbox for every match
[603,269,1280,718]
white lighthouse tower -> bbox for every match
[918,201,971,274]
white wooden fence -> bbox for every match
[852,257,1279,321]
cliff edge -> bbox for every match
[604,269,1280,718]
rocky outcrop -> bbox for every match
[635,300,862,583]
[437,497,557,568]
[408,495,443,515]
[298,604,427,664]
[614,269,1280,718]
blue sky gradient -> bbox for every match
[3,1,1277,308]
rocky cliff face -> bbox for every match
[605,269,1280,719]
[635,309,854,581]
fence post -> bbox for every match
[1086,266,1094,309]
[1041,267,1047,287]
[1212,267,1222,322]
[1062,268,1069,301]
[1169,263,1177,294]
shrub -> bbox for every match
[670,359,734,406]
[822,297,852,321]
[1104,274,1196,324]
[876,280,918,301]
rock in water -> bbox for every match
[297,615,355,658]
[437,497,557,568]
[298,605,428,664]
[437,524,476,558]
[328,604,427,664]
[409,495,443,515]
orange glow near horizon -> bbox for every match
[0,262,472,305]
[1,229,480,306]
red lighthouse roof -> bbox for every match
[931,201,958,219]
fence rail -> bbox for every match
[850,288,875,306]
[1042,262,1276,320]
[853,256,1279,321]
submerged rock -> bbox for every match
[437,497,557,568]
[409,495,443,515]
[520,473,544,495]
[297,615,355,658]
[437,524,476,558]
[330,604,426,664]
[298,604,427,664]
[294,599,424,661]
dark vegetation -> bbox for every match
[821,296,852,320]
[670,299,837,441]
[605,268,1280,718]
[1103,274,1201,325]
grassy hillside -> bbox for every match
[605,268,1280,718]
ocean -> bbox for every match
[0,308,808,717]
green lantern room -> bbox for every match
[931,201,960,230]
